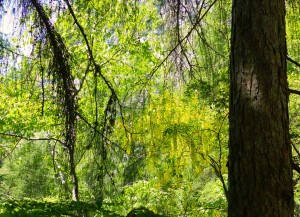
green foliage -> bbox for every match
[103,176,226,217]
[0,199,120,217]
[4,0,300,216]
[0,0,230,214]
[0,142,56,198]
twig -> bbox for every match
[75,111,126,152]
[145,0,218,82]
[0,138,21,162]
[290,141,300,175]
[195,27,226,58]
[0,191,15,199]
[0,132,63,144]
[0,44,35,59]
[209,156,228,200]
[74,59,91,96]
[292,141,300,157]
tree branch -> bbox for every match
[292,160,300,174]
[146,0,218,81]
[64,0,116,95]
[75,111,126,152]
[291,141,300,175]
[0,138,21,162]
[0,44,35,59]
[287,56,300,68]
[74,59,91,97]
[0,132,63,144]
[209,156,228,200]
[64,0,132,138]
[288,88,300,96]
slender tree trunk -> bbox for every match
[228,0,294,216]
[30,0,79,202]
[69,145,79,201]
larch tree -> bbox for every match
[228,0,294,216]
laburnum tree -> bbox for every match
[1,0,300,216]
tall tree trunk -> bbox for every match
[228,0,294,216]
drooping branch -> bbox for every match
[64,0,127,135]
[146,0,218,82]
[63,2,130,197]
[28,0,79,201]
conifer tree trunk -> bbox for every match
[228,0,294,216]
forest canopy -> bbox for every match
[0,0,299,216]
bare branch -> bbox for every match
[0,132,63,144]
[0,138,21,162]
[291,141,300,175]
[292,160,300,174]
[292,141,300,157]
[287,56,300,68]
[288,88,300,96]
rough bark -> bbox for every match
[228,0,294,216]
